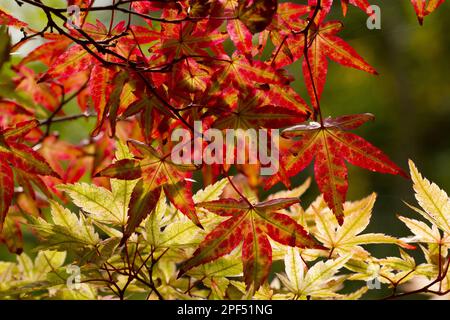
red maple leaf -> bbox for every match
[271,19,377,107]
[265,114,407,224]
[208,88,310,130]
[179,196,322,290]
[303,20,378,108]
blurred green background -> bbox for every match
[0,0,449,299]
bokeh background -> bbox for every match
[0,0,449,299]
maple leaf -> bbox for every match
[278,248,353,299]
[96,139,199,244]
[30,201,100,252]
[378,249,431,286]
[399,215,442,244]
[0,120,59,229]
[303,20,377,107]
[202,87,310,184]
[189,0,214,17]
[58,181,136,227]
[0,159,14,233]
[269,17,377,107]
[187,256,243,300]
[309,193,413,257]
[266,114,407,223]
[56,140,137,227]
[209,53,289,94]
[401,160,450,236]
[338,0,371,16]
[209,88,310,130]
[411,0,445,25]
[179,197,321,290]
[158,20,227,60]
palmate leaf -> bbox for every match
[307,193,412,257]
[186,0,275,57]
[339,0,371,16]
[38,19,136,83]
[209,53,288,94]
[158,20,228,60]
[30,201,100,253]
[204,88,310,185]
[269,15,376,107]
[398,216,441,244]
[266,114,406,223]
[279,247,352,299]
[210,88,310,130]
[57,181,137,226]
[19,250,67,283]
[193,178,229,204]
[56,140,136,227]
[303,21,377,107]
[400,160,450,235]
[227,19,254,58]
[179,197,321,290]
[377,249,433,285]
[97,139,199,244]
